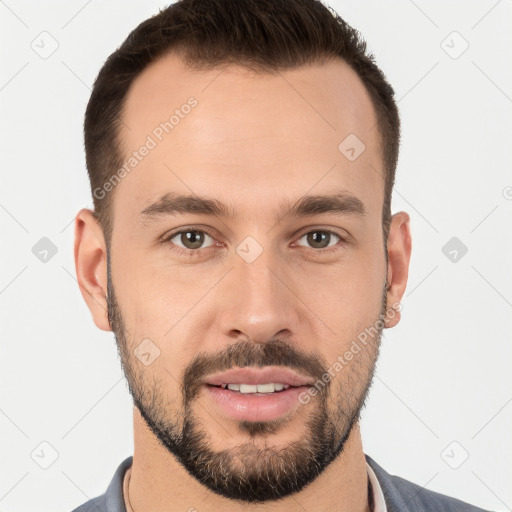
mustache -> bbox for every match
[182,339,328,403]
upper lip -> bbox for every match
[204,367,315,387]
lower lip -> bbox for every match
[204,385,309,422]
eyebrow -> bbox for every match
[139,190,366,222]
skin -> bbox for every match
[74,52,411,512]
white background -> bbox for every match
[1,1,511,511]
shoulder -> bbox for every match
[365,454,493,512]
[68,456,133,512]
[70,495,107,512]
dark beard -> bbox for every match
[133,385,357,503]
[106,254,386,503]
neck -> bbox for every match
[128,407,371,512]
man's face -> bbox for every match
[107,53,389,502]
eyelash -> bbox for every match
[162,226,347,257]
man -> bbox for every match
[72,0,490,510]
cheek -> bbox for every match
[110,252,211,381]
[296,256,385,383]
[302,255,384,331]
[110,243,185,334]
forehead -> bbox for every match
[115,52,383,224]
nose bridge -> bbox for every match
[219,242,300,343]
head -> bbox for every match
[75,0,411,504]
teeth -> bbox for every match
[255,383,274,393]
[240,384,258,393]
[220,383,290,393]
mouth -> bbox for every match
[207,382,299,394]
[203,366,315,388]
[202,367,315,422]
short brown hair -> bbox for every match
[84,0,400,242]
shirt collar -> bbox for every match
[367,461,387,512]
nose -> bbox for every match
[218,246,302,345]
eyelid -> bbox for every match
[293,225,350,242]
[291,228,349,253]
[161,225,349,255]
[161,225,220,253]
[294,230,341,246]
[161,225,217,241]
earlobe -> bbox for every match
[384,211,412,329]
[74,209,111,331]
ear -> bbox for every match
[74,209,111,331]
[384,211,412,328]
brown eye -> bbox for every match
[296,230,341,250]
[168,230,215,251]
